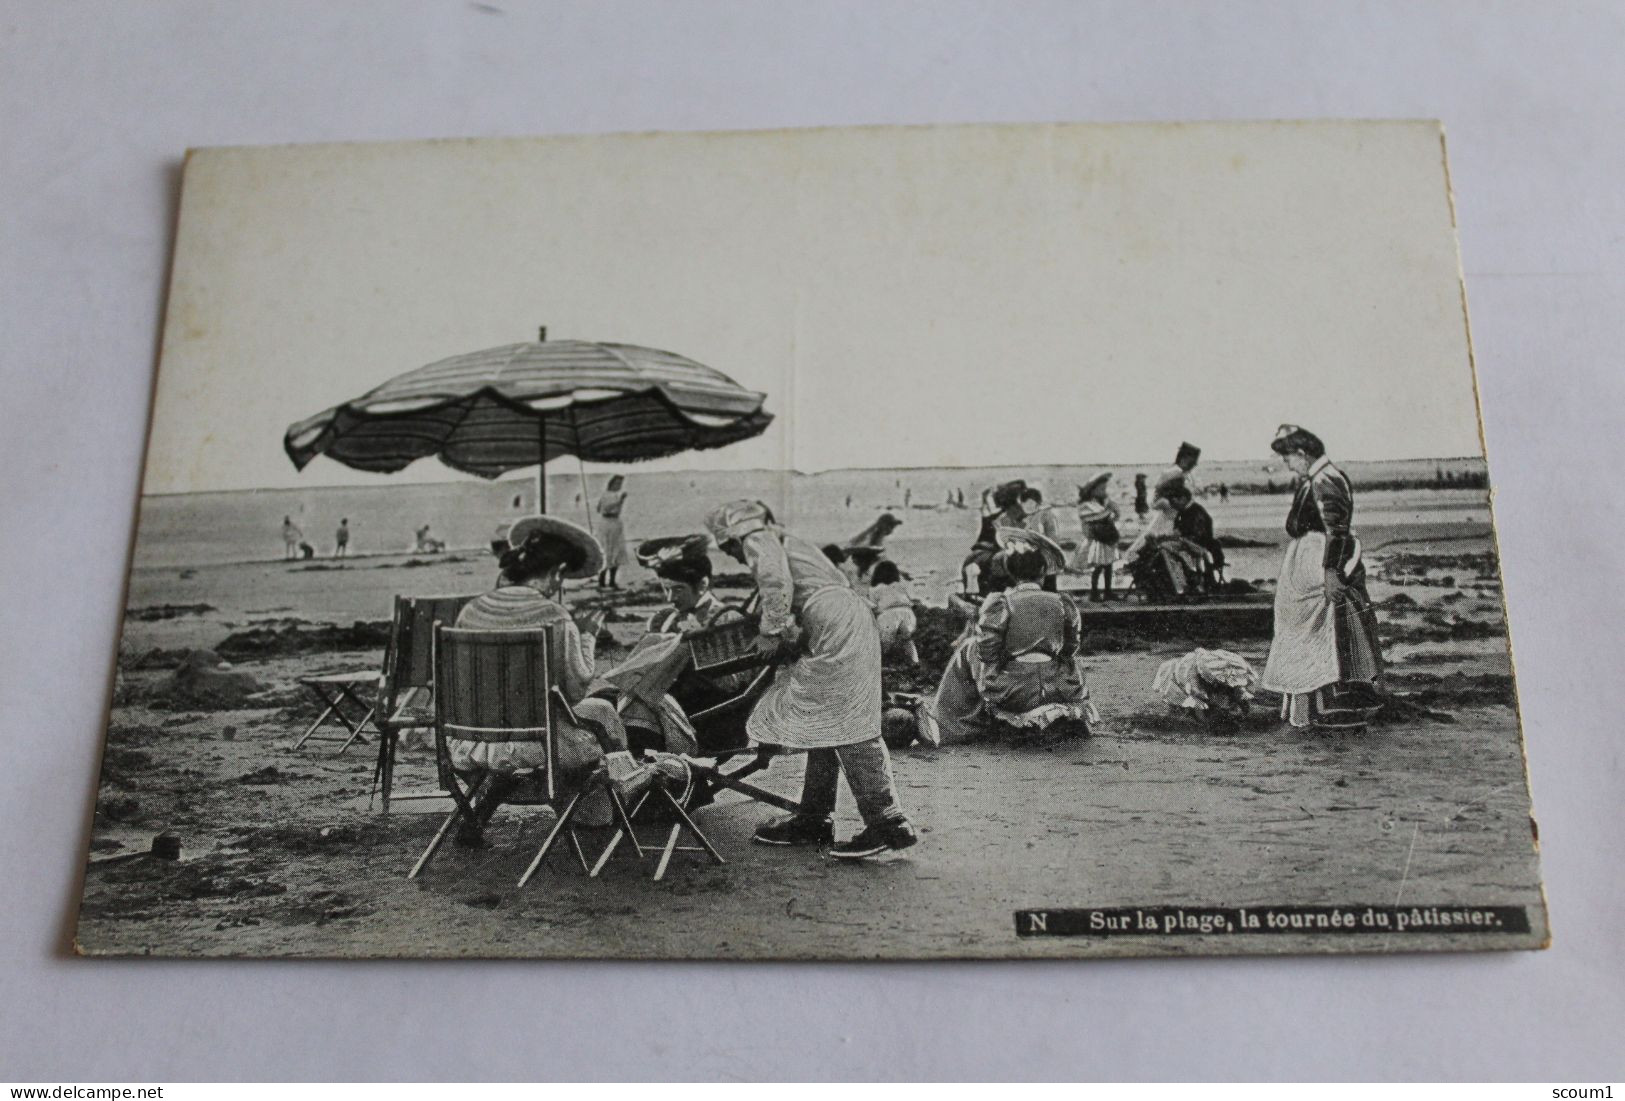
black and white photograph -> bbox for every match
[71,121,1547,960]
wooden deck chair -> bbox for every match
[406,624,645,887]
[665,612,804,816]
[369,593,478,814]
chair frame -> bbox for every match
[407,624,658,887]
[369,593,480,814]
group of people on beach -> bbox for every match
[280,516,349,560]
[436,423,1385,864]
[963,442,1227,604]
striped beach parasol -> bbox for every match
[283,330,772,510]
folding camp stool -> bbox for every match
[590,759,725,882]
[293,670,378,753]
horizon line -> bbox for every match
[140,454,1490,498]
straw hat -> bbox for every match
[506,515,603,579]
[636,534,712,584]
[995,527,1067,574]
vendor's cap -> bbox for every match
[506,515,603,580]
[1176,441,1202,464]
[1077,472,1112,500]
[995,527,1067,574]
[705,499,776,545]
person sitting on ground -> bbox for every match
[1122,494,1213,602]
[414,524,445,554]
[1019,487,1063,591]
[963,480,1029,595]
[1170,488,1227,590]
[447,516,625,846]
[924,531,1095,744]
[866,560,919,667]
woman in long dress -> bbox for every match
[1260,425,1384,732]
[448,516,625,842]
[596,474,629,589]
[705,499,918,860]
[926,532,1095,743]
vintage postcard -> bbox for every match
[77,121,1547,959]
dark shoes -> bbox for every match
[751,813,834,847]
[830,818,918,860]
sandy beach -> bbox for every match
[76,479,1545,959]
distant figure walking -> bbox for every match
[334,518,350,557]
[1218,483,1230,503]
[1133,474,1150,522]
[903,487,912,509]
[282,516,303,560]
[596,473,628,589]
[845,494,853,509]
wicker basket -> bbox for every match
[687,615,774,676]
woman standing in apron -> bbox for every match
[705,499,918,860]
[1261,425,1384,732]
[596,474,629,589]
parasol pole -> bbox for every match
[536,414,547,514]
[577,455,595,535]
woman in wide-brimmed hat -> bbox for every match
[924,530,1095,745]
[447,515,623,844]
[704,499,918,861]
[1072,472,1122,602]
[1261,425,1384,732]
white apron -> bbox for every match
[747,585,883,751]
[1261,532,1340,696]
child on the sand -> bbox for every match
[867,560,918,667]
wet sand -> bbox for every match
[77,512,1546,959]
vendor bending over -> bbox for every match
[705,499,919,861]
[926,530,1096,744]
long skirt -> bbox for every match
[747,586,883,751]
[447,697,627,825]
[929,640,1092,744]
[1072,537,1118,569]
[1262,532,1383,729]
[597,515,627,570]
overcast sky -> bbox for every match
[142,121,1483,494]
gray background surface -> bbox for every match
[1,0,1620,1081]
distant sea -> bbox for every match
[130,458,1491,573]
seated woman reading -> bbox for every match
[449,516,626,846]
[601,535,747,756]
[926,533,1096,744]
